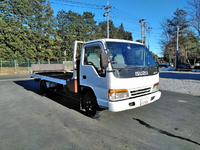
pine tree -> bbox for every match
[0,0,56,61]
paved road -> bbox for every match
[0,74,30,81]
[0,75,200,150]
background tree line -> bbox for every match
[159,0,200,65]
[0,0,132,61]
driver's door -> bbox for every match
[80,42,108,107]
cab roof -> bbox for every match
[85,39,144,46]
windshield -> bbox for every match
[106,42,156,69]
[106,42,158,78]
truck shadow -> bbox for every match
[14,79,88,117]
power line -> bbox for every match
[2,0,142,24]
[50,2,102,10]
[1,0,145,29]
[112,7,140,21]
[56,0,104,8]
[110,15,139,25]
[111,10,137,21]
[52,1,141,26]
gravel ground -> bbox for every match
[159,71,200,96]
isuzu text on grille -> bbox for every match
[135,71,148,76]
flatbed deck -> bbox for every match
[30,72,73,85]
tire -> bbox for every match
[84,92,101,119]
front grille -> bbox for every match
[130,87,151,97]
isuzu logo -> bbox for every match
[135,71,148,76]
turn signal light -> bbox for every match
[109,89,129,100]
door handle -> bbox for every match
[83,75,86,79]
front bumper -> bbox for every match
[109,91,161,112]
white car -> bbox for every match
[194,61,200,67]
[192,61,200,72]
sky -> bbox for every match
[49,0,190,57]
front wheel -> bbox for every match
[84,92,101,119]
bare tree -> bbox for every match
[187,0,200,63]
[159,18,171,56]
[187,0,200,36]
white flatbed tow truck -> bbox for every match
[30,39,161,118]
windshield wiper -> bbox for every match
[127,65,141,68]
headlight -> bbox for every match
[109,89,129,100]
[152,82,159,92]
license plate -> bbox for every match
[140,97,149,106]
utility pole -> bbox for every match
[144,21,147,46]
[103,1,112,39]
[148,26,152,50]
[61,14,66,61]
[141,21,144,44]
[176,26,179,69]
[139,18,146,44]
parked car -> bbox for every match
[159,63,174,68]
[159,63,175,71]
[194,61,200,69]
[177,63,191,69]
[159,63,170,68]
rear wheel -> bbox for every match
[84,92,101,119]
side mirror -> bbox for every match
[100,53,108,69]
